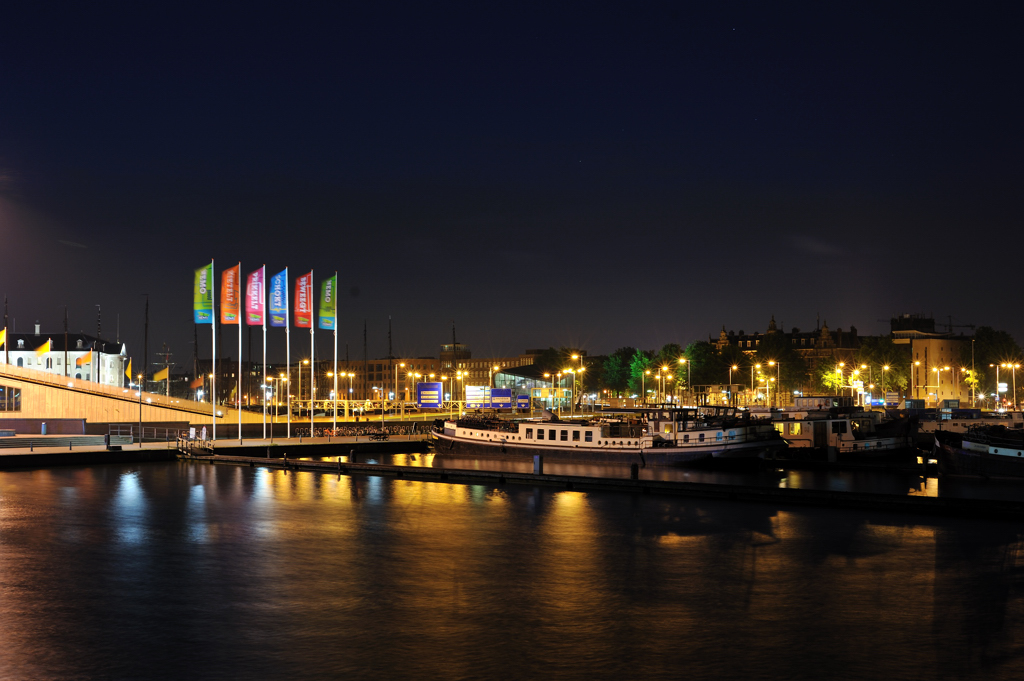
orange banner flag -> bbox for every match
[76,349,93,367]
[221,263,241,325]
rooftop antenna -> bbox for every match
[95,304,101,339]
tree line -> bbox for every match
[530,326,1023,401]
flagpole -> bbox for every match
[262,265,267,440]
[286,266,291,440]
[211,259,217,442]
[333,271,338,432]
[310,269,315,439]
[238,261,242,445]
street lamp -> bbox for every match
[557,372,564,415]
[728,365,738,406]
[643,369,651,406]
[393,362,405,415]
[912,360,920,400]
[678,357,690,405]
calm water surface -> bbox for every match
[2,461,1023,680]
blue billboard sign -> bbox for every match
[490,388,513,409]
[516,394,531,410]
[465,386,490,409]
[417,382,444,409]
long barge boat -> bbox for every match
[431,406,786,466]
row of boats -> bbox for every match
[431,396,1024,477]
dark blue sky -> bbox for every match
[1,2,1020,368]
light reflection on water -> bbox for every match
[300,451,1024,501]
[0,463,1023,680]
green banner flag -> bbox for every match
[318,274,336,330]
[194,262,214,324]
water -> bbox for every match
[2,462,1024,680]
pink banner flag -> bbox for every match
[295,271,313,328]
[246,266,265,325]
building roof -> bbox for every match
[3,332,124,355]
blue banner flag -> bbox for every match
[269,269,288,328]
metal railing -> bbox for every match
[109,423,189,443]
[176,435,215,456]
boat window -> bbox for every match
[537,429,544,440]
[699,433,705,442]
[663,424,672,434]
[549,429,556,440]
[684,434,689,443]
[572,430,580,442]
[832,422,847,434]
[716,432,723,441]
[585,431,593,442]
[560,430,568,441]
[774,423,784,434]
[790,423,802,435]
[525,428,533,439]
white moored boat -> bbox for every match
[431,406,786,466]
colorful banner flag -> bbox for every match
[246,267,265,326]
[269,269,288,328]
[153,367,169,381]
[295,271,313,328]
[35,339,51,357]
[318,274,337,330]
[125,359,132,379]
[221,264,241,324]
[0,328,5,348]
[194,262,214,324]
[190,376,204,390]
[76,350,93,367]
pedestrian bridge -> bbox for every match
[0,362,261,426]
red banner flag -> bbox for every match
[221,264,240,324]
[295,271,313,328]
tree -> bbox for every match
[854,336,910,395]
[682,341,717,386]
[754,333,807,393]
[816,363,846,394]
[601,347,635,396]
[627,349,654,396]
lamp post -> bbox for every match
[578,366,587,412]
[556,372,563,416]
[1007,360,1015,409]
[834,365,843,397]
[543,372,552,412]
[642,369,651,406]
[678,357,690,405]
[728,365,738,406]
[990,363,1000,410]
[917,358,925,401]
[346,372,354,420]
[393,362,405,416]
[278,373,287,436]
[767,361,779,408]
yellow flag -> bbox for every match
[125,359,132,379]
[153,367,169,381]
[35,339,51,357]
[0,328,6,348]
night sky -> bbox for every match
[1,3,1020,368]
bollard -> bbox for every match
[630,463,639,480]
[533,455,543,475]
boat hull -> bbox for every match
[432,430,781,466]
[935,434,1024,478]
